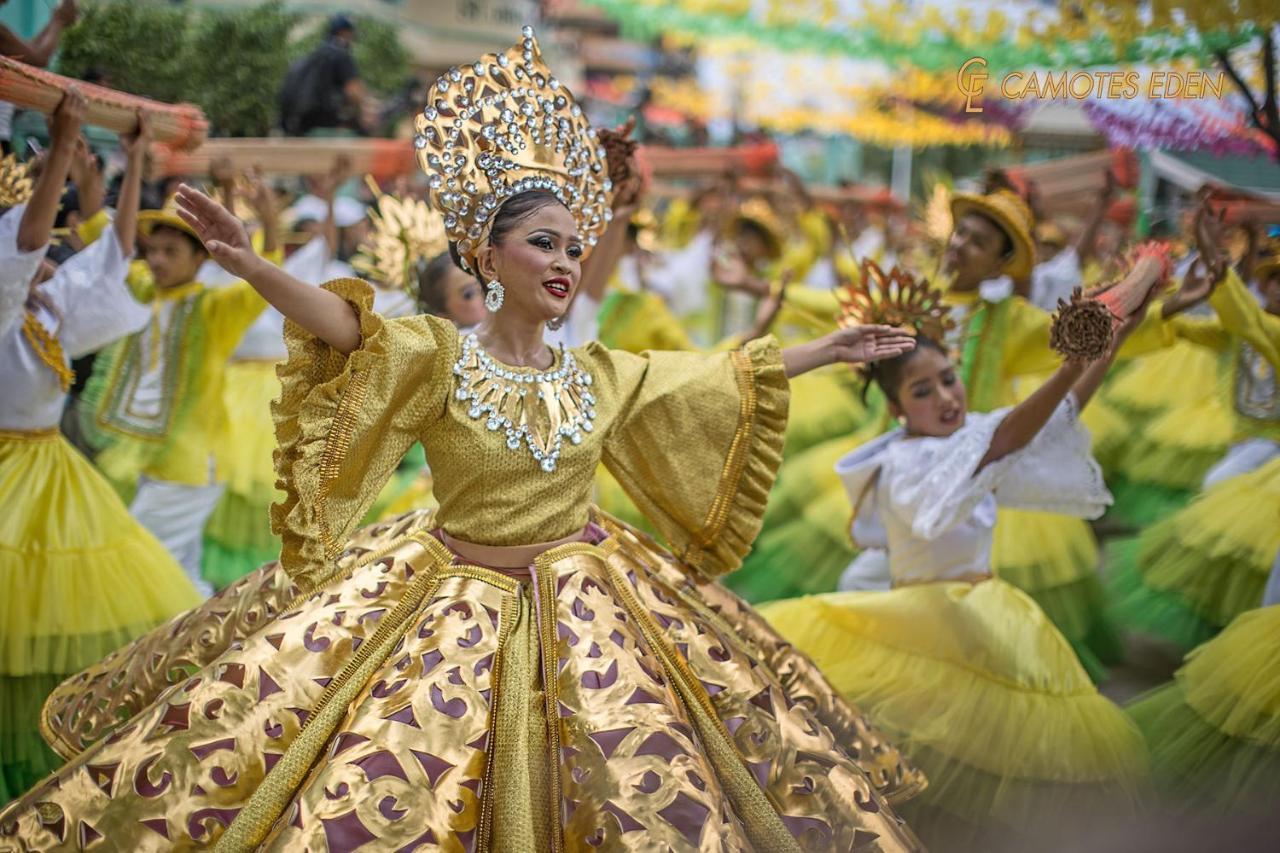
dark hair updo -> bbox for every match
[863,335,948,405]
[449,189,568,282]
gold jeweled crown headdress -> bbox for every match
[837,258,955,344]
[352,175,448,295]
[413,26,615,274]
[0,153,34,208]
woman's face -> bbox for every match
[890,346,968,438]
[480,201,583,324]
[441,264,486,327]
[943,212,1008,290]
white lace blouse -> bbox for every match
[0,222,139,430]
[837,395,1111,585]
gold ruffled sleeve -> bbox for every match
[272,278,457,590]
[591,335,789,579]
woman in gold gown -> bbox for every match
[1,31,926,851]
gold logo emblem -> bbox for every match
[957,56,988,113]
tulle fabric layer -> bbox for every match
[1107,459,1280,649]
[760,579,1149,846]
[0,435,200,804]
[1127,606,1280,814]
[0,435,202,676]
[990,509,1119,680]
[0,673,63,805]
[201,491,280,590]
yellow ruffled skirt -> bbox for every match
[761,578,1149,848]
[1109,458,1280,650]
[18,509,925,850]
[1103,340,1220,420]
[1127,605,1280,814]
[203,360,284,590]
[0,431,200,801]
[990,509,1119,680]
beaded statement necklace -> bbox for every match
[452,333,596,473]
[21,311,73,391]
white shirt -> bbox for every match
[836,396,1110,585]
[0,229,139,430]
[0,204,51,339]
[1030,246,1083,311]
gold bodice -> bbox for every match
[273,279,789,590]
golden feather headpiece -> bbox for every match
[414,26,615,274]
[352,175,448,295]
[836,258,955,344]
[0,154,34,208]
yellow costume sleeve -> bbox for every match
[204,279,269,345]
[74,209,111,246]
[1000,298,1061,377]
[776,285,841,338]
[272,278,459,590]
[1210,268,1280,368]
[589,336,789,579]
[126,259,155,302]
[1167,313,1231,352]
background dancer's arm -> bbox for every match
[112,111,151,255]
[175,183,361,353]
[18,88,86,252]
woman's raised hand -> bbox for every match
[175,182,258,278]
[828,324,918,364]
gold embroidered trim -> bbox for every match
[602,556,802,852]
[528,544,610,853]
[316,366,372,558]
[94,289,198,443]
[893,572,993,588]
[214,546,448,851]
[0,427,59,441]
[21,310,74,391]
[477,585,521,849]
[689,348,757,558]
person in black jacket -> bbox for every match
[279,14,368,136]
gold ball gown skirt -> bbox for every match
[3,509,925,852]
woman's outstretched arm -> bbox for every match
[175,183,362,353]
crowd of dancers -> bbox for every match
[0,28,1277,851]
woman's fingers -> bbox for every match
[174,206,210,241]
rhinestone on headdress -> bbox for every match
[413,27,615,273]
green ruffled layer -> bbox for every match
[202,490,280,590]
[728,485,856,603]
[0,673,64,805]
[1104,476,1194,529]
[1106,538,1219,652]
[1128,682,1280,815]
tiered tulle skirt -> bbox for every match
[0,431,200,802]
[761,578,1149,848]
[202,360,284,590]
[1108,457,1280,650]
[1127,605,1280,814]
